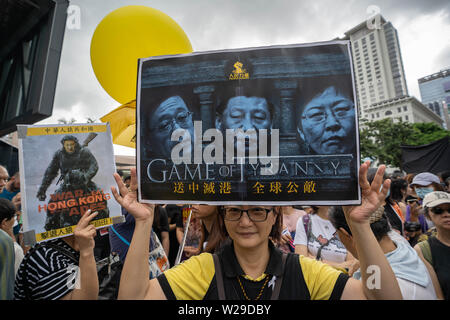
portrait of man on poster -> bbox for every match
[142,93,196,160]
[215,83,275,160]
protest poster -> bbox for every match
[17,123,123,244]
[137,40,360,205]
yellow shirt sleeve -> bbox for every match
[300,255,344,300]
[163,253,215,300]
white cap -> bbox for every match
[423,191,450,208]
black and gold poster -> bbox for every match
[137,41,360,205]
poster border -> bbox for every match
[18,122,124,244]
[137,40,362,206]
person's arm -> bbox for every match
[111,168,166,300]
[169,223,177,232]
[161,231,170,257]
[159,209,170,257]
[176,227,184,245]
[409,202,421,222]
[36,152,59,200]
[293,217,313,257]
[61,210,99,300]
[341,162,402,300]
[11,192,21,210]
[295,244,310,256]
[398,202,407,220]
[320,251,359,274]
[414,244,444,299]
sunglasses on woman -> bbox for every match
[430,205,450,215]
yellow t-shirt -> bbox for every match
[160,252,346,300]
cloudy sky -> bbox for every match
[37,0,450,155]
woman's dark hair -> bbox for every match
[0,198,16,224]
[217,206,283,243]
[431,182,445,192]
[390,179,408,202]
[198,207,227,253]
[328,206,391,242]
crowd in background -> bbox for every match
[1,163,449,300]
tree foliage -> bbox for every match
[57,117,76,124]
[359,118,450,169]
[409,122,450,145]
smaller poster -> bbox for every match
[18,123,123,244]
[175,206,203,265]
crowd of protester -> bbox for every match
[1,162,449,300]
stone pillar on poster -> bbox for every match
[193,85,216,134]
[274,79,301,156]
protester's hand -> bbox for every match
[111,167,154,222]
[343,161,390,225]
[346,259,360,277]
[409,201,421,220]
[184,246,200,257]
[73,210,98,254]
[12,192,21,209]
[280,232,293,246]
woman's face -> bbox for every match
[298,87,355,154]
[1,216,15,233]
[223,206,277,249]
[429,204,450,231]
[192,205,217,219]
[414,184,436,200]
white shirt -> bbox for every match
[293,214,347,263]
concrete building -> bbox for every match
[341,15,444,127]
[365,95,442,126]
[418,68,450,128]
[343,16,408,117]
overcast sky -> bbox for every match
[37,0,450,155]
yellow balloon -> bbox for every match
[90,6,193,104]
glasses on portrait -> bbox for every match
[151,111,193,133]
[302,102,354,124]
[430,206,450,215]
[224,207,272,222]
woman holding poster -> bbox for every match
[14,210,99,300]
[112,162,402,300]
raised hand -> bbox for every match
[12,192,21,210]
[73,209,98,254]
[111,167,154,222]
[343,161,390,225]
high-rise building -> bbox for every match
[343,16,408,116]
[341,15,443,127]
[418,68,450,128]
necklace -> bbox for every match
[237,274,269,300]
